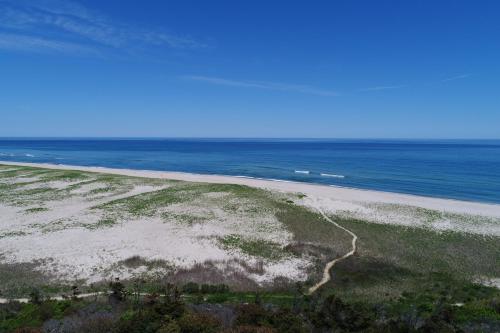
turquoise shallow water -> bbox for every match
[1,138,499,204]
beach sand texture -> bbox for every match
[1,161,499,296]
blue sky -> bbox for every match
[0,0,499,138]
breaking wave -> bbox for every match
[321,173,345,178]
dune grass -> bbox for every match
[0,163,498,306]
[319,216,500,302]
[218,234,292,261]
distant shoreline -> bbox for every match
[2,138,499,204]
[2,160,500,218]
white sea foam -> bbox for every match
[321,173,345,178]
[234,175,294,183]
[268,178,294,183]
[25,154,34,157]
[295,170,310,174]
[234,175,255,179]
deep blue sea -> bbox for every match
[1,139,499,204]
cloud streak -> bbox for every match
[0,32,100,56]
[182,75,339,96]
[442,74,471,82]
[358,85,406,92]
[0,0,206,56]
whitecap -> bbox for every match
[295,170,310,174]
[321,173,345,178]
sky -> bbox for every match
[0,0,499,138]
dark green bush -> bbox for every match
[182,282,200,294]
[177,312,222,333]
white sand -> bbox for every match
[0,162,309,284]
[2,161,499,218]
[1,161,499,286]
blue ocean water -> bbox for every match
[0,138,499,204]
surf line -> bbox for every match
[307,199,358,294]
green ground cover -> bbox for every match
[0,164,499,331]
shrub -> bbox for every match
[199,283,230,294]
[206,293,229,303]
[13,328,43,333]
[200,284,212,294]
[178,312,222,333]
[315,295,373,331]
[269,309,308,333]
[157,321,181,333]
[182,282,200,294]
[234,304,270,327]
[226,326,276,333]
[28,288,42,305]
[109,278,126,301]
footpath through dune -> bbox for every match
[307,199,358,294]
[0,200,359,302]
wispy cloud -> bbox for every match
[0,0,206,56]
[0,32,100,56]
[182,75,339,96]
[441,74,471,82]
[358,85,406,92]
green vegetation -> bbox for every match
[218,234,291,260]
[323,216,500,302]
[38,170,90,182]
[163,212,212,225]
[0,166,162,206]
[84,217,118,230]
[274,201,351,251]
[95,185,185,216]
[0,260,74,299]
[1,164,499,331]
[0,231,27,238]
[117,256,174,271]
[24,207,49,214]
[87,185,116,195]
[371,202,500,227]
[1,280,498,332]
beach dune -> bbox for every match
[2,161,500,219]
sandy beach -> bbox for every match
[1,160,499,290]
[2,161,500,219]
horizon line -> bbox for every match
[0,137,499,141]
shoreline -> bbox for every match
[2,160,500,218]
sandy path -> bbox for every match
[0,292,107,304]
[307,199,358,294]
[0,199,358,302]
[0,291,201,304]
[0,291,157,304]
[0,161,497,297]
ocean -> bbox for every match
[0,138,499,204]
